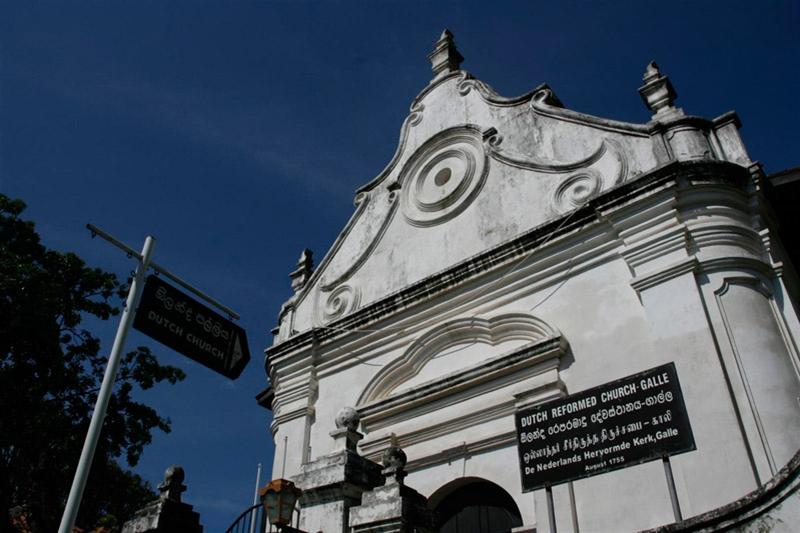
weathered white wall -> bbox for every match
[266,37,800,533]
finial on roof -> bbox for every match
[158,465,187,503]
[330,406,363,453]
[638,60,683,120]
[382,444,408,485]
[643,60,660,82]
[289,249,314,293]
[428,28,464,81]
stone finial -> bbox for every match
[381,445,408,486]
[158,465,187,503]
[335,406,360,431]
[428,29,464,80]
[289,249,314,293]
[330,406,363,453]
[638,61,684,120]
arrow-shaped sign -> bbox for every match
[133,275,250,379]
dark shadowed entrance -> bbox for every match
[431,478,523,533]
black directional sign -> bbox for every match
[515,362,695,492]
[133,275,250,379]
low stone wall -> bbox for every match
[641,450,800,532]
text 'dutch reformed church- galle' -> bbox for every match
[262,31,800,533]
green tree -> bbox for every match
[0,195,186,532]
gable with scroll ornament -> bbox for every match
[357,312,563,406]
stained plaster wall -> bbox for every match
[266,35,800,533]
[281,74,661,335]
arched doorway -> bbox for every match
[430,478,523,533]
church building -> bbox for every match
[264,31,800,532]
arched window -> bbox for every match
[432,479,523,533]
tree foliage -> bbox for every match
[0,195,186,532]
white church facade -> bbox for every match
[264,31,800,532]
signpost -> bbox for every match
[58,225,250,533]
[133,275,250,379]
[515,362,695,492]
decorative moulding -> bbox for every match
[317,123,488,297]
[281,54,747,320]
[490,135,607,174]
[317,122,631,317]
[530,86,651,137]
[629,256,700,294]
[357,312,562,405]
[359,373,565,467]
[295,71,643,307]
[620,225,690,272]
[359,400,516,460]
[402,430,518,472]
[456,71,541,108]
[630,255,778,296]
[357,335,566,435]
[283,72,465,309]
[320,126,632,313]
[316,284,361,324]
[267,161,751,362]
[283,75,650,315]
[269,405,315,438]
[399,125,489,228]
[552,171,605,214]
[319,199,397,292]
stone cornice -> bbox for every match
[357,336,565,428]
[530,85,651,137]
[406,430,518,472]
[269,405,315,437]
[630,257,700,293]
[266,161,750,366]
[640,449,800,532]
[359,400,516,460]
[630,256,776,295]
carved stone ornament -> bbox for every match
[382,445,407,470]
[322,283,361,322]
[158,465,186,503]
[553,171,604,213]
[335,406,361,431]
[381,445,408,485]
[638,61,684,119]
[290,249,314,293]
[400,126,489,228]
[428,29,463,80]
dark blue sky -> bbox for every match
[2,1,798,530]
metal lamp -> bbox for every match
[260,478,302,527]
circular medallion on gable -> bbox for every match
[400,127,488,227]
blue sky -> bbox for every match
[2,1,798,530]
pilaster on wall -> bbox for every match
[701,274,800,478]
[616,181,800,516]
[270,368,318,476]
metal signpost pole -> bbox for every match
[568,482,580,533]
[249,463,263,533]
[57,236,156,533]
[545,485,557,533]
[662,456,683,522]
